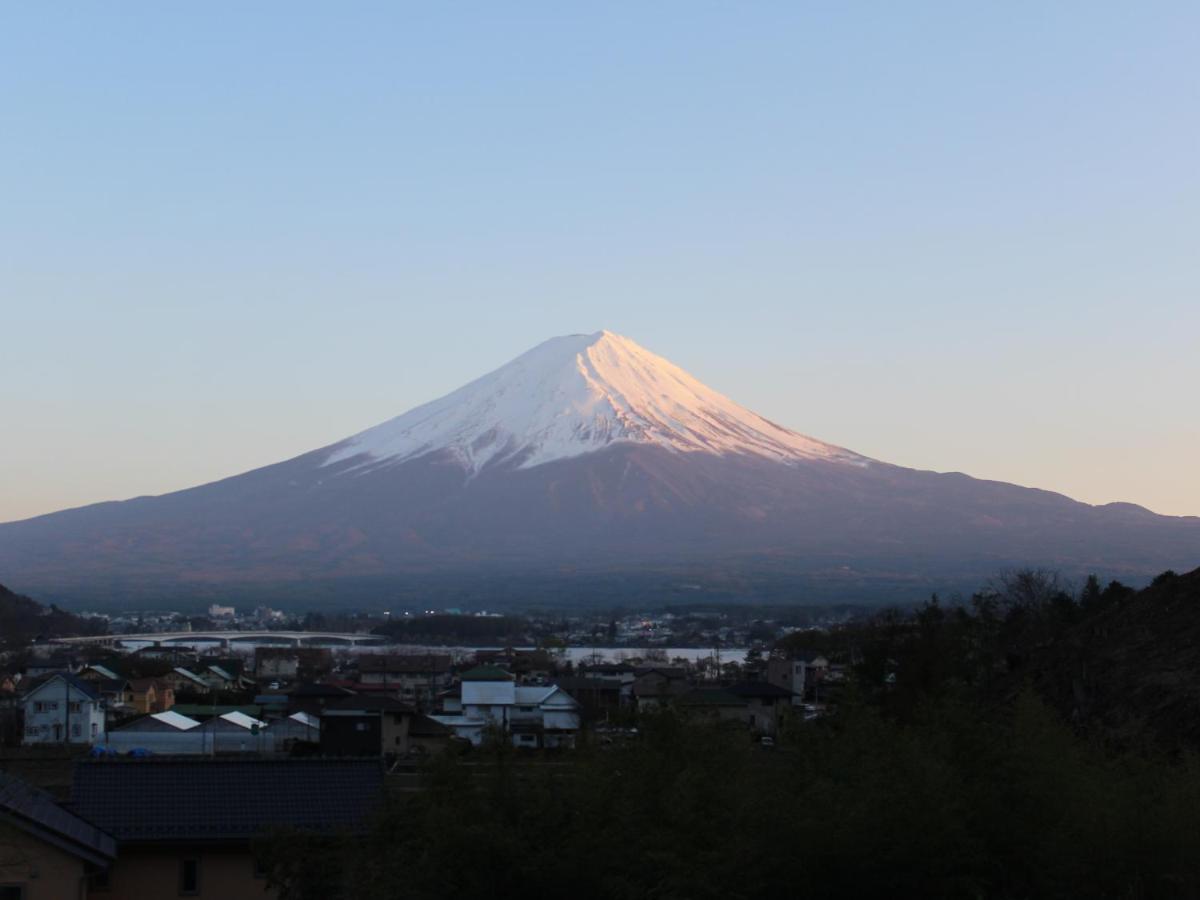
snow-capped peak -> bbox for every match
[324,330,866,473]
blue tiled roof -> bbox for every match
[71,757,384,842]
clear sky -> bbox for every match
[2,2,1197,523]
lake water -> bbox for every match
[119,638,748,664]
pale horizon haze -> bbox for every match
[2,3,1198,523]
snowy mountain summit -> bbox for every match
[325,330,866,474]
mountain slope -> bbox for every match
[1,331,1197,607]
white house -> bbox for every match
[432,665,581,748]
[21,674,106,746]
[766,654,830,704]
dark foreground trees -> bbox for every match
[263,567,1200,899]
[262,694,1200,900]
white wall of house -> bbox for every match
[462,680,516,706]
[767,658,808,705]
[22,677,105,745]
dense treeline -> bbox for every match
[0,582,106,650]
[265,567,1200,899]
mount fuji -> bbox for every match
[2,331,1197,608]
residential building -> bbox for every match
[268,711,321,747]
[0,675,20,746]
[165,667,211,696]
[407,714,452,756]
[202,664,238,692]
[676,687,750,727]
[470,649,558,684]
[767,654,831,702]
[725,681,795,736]
[21,674,106,746]
[552,676,623,721]
[766,656,808,705]
[507,650,557,684]
[319,695,418,757]
[631,667,689,711]
[433,665,581,748]
[24,656,78,679]
[128,677,174,714]
[71,757,384,900]
[287,682,357,716]
[254,647,333,683]
[253,692,289,719]
[198,657,254,688]
[576,661,637,686]
[356,654,453,708]
[0,771,116,899]
[79,664,121,682]
[255,650,299,680]
[95,679,136,715]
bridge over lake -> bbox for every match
[53,631,390,649]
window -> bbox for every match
[33,701,44,713]
[92,722,99,738]
[45,701,58,711]
[179,858,200,895]
[354,722,368,732]
[69,702,82,713]
[253,856,269,879]
[71,723,81,737]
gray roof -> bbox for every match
[553,676,622,692]
[409,714,451,737]
[325,695,415,714]
[0,771,116,865]
[72,758,385,842]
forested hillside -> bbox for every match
[0,582,106,649]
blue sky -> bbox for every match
[2,2,1197,521]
